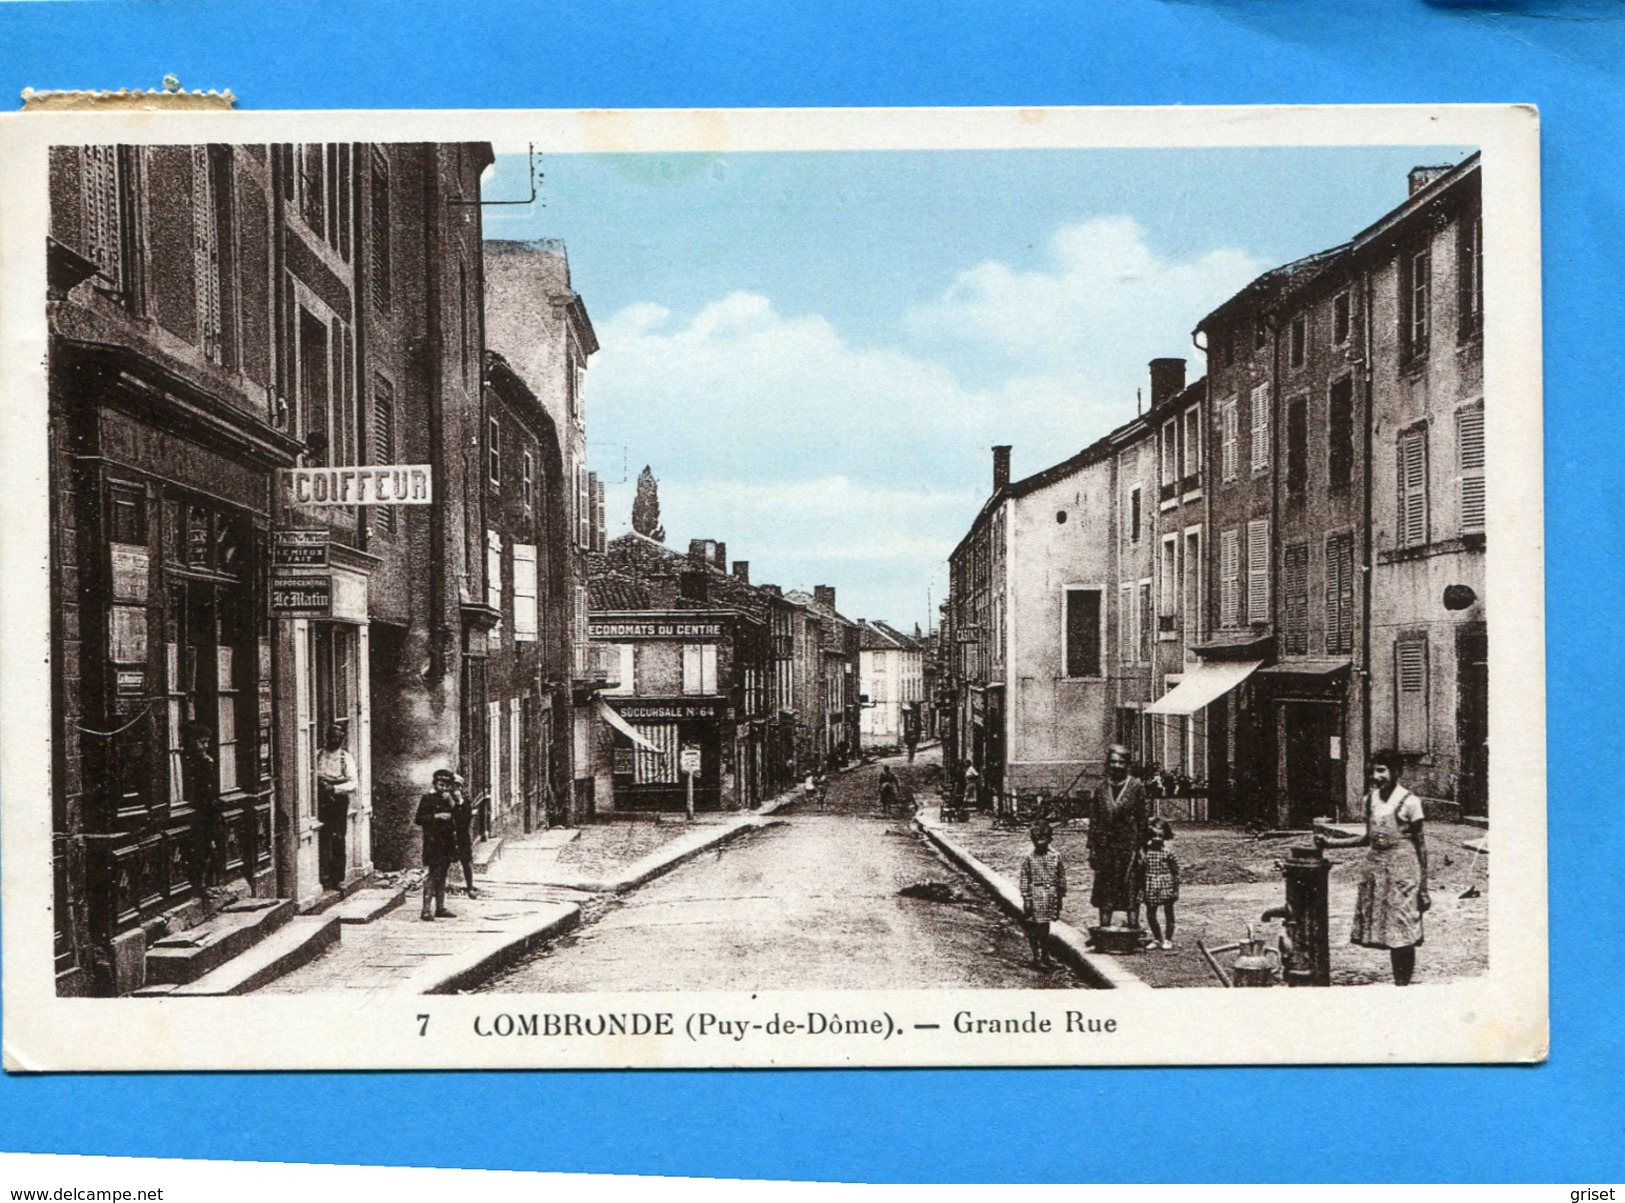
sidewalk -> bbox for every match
[918,810,1489,988]
[256,791,797,996]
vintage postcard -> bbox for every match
[0,105,1546,1070]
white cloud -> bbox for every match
[904,215,1265,392]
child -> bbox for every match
[1018,821,1068,970]
[1140,820,1180,950]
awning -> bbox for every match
[1257,658,1352,677]
[596,698,664,753]
[1144,659,1265,716]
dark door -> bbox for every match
[986,689,1007,798]
[1283,703,1343,828]
[1457,625,1488,816]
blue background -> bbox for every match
[1,0,1618,1183]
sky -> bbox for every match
[481,144,1474,632]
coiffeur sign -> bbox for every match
[279,464,432,506]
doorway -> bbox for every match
[1281,702,1344,828]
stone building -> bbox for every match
[46,139,492,995]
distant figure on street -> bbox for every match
[1137,820,1181,950]
[904,722,919,764]
[181,721,228,897]
[1317,751,1430,986]
[315,723,358,891]
[1019,821,1067,970]
[878,764,900,816]
[1089,744,1149,931]
[963,761,981,810]
[415,769,460,921]
[451,772,479,899]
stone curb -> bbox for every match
[914,810,1150,991]
[408,903,582,996]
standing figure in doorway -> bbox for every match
[181,721,228,898]
[1088,744,1149,930]
[315,724,358,891]
[1317,751,1430,985]
[451,772,479,899]
[415,769,459,921]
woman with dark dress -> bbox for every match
[1088,744,1149,930]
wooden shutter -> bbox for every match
[1395,638,1429,752]
[486,530,503,617]
[512,544,538,641]
[1283,543,1309,655]
[1247,519,1269,624]
[81,146,123,288]
[372,377,396,532]
[192,146,223,363]
[369,153,391,311]
[576,465,591,548]
[1457,407,1486,533]
[1119,583,1135,662]
[1325,533,1355,655]
[1220,530,1240,629]
[1397,429,1429,547]
[1222,399,1238,481]
[683,644,704,695]
[1250,385,1270,471]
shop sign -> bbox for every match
[589,620,725,640]
[272,529,329,570]
[270,577,332,616]
[279,464,432,507]
[115,669,146,697]
[615,701,723,721]
[110,544,150,603]
[679,745,703,775]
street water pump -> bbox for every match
[1197,843,1332,988]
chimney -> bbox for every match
[1408,165,1452,196]
[1149,357,1186,410]
[680,570,709,603]
[688,539,711,566]
[759,582,782,598]
[992,445,1012,494]
[714,542,727,571]
[648,571,679,609]
[732,560,750,584]
[814,585,836,611]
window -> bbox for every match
[1327,376,1354,491]
[1247,519,1270,624]
[1129,485,1142,543]
[1401,244,1432,363]
[1458,210,1483,341]
[1289,314,1307,368]
[522,450,534,511]
[1285,396,1308,496]
[298,307,329,453]
[488,417,500,486]
[192,146,226,365]
[1138,581,1153,663]
[486,530,503,619]
[1217,327,1234,368]
[1064,588,1102,678]
[1221,397,1239,482]
[1220,529,1241,629]
[1183,530,1202,643]
[1457,406,1485,533]
[576,464,591,549]
[369,153,391,312]
[1326,533,1355,655]
[1332,292,1351,345]
[1254,321,1268,351]
[1250,384,1270,472]
[1396,427,1429,548]
[80,146,124,290]
[1183,407,1202,488]
[682,644,719,695]
[372,375,396,533]
[512,544,538,642]
[1159,536,1178,619]
[1394,637,1429,752]
[1161,420,1179,497]
[1119,583,1136,662]
[604,644,636,696]
[1283,543,1310,655]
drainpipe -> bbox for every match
[1359,270,1376,822]
[423,146,449,683]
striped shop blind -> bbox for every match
[634,722,679,785]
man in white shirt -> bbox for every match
[316,724,357,890]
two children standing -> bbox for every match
[1017,817,1181,966]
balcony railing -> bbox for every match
[573,642,620,688]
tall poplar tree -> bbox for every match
[631,465,665,541]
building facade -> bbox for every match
[857,620,924,750]
[47,139,493,995]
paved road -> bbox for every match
[482,749,1086,992]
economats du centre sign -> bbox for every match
[279,465,432,507]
